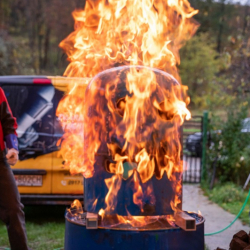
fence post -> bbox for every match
[201,111,208,181]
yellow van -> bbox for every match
[0,76,86,205]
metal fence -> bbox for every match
[182,116,203,183]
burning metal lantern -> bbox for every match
[64,66,205,250]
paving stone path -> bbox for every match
[182,184,250,250]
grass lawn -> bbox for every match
[202,182,250,226]
[183,128,200,133]
[0,205,66,250]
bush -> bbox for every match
[206,103,250,186]
[207,183,245,203]
[202,182,250,225]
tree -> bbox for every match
[179,33,219,108]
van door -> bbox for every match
[51,86,84,195]
[2,84,54,194]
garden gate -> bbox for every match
[182,115,203,183]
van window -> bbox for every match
[2,85,62,160]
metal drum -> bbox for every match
[64,211,205,250]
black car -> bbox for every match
[185,118,250,157]
[185,132,203,157]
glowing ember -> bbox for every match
[57,0,199,227]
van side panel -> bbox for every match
[13,154,53,193]
[51,88,84,194]
[51,152,84,194]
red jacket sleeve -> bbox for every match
[0,88,18,150]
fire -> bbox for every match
[132,170,144,212]
[98,210,177,229]
[60,0,198,80]
[56,78,91,176]
[57,0,198,228]
[104,175,122,213]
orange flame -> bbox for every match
[104,175,122,213]
[57,0,199,226]
[132,170,144,212]
[60,0,198,80]
[56,78,91,176]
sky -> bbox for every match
[227,0,250,4]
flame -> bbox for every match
[98,212,177,229]
[104,175,122,213]
[71,199,83,210]
[92,199,98,211]
[132,170,144,212]
[136,148,154,183]
[60,0,198,80]
[166,214,176,227]
[57,0,199,227]
[56,78,91,176]
[68,199,83,218]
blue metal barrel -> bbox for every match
[64,212,205,250]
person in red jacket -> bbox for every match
[0,88,30,250]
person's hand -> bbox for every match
[6,148,19,166]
